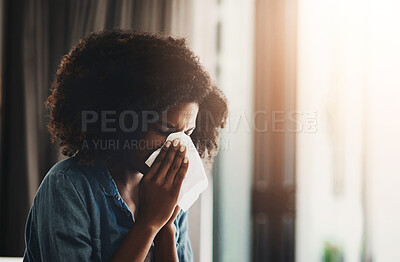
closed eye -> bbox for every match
[157,127,195,136]
[156,128,175,135]
[185,126,195,136]
[154,122,195,136]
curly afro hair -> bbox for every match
[46,28,228,171]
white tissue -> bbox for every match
[145,131,208,212]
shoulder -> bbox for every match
[174,209,190,241]
[46,155,92,181]
[34,155,96,205]
[175,209,194,261]
[25,159,97,261]
[176,208,189,226]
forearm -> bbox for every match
[153,226,179,262]
[111,219,159,262]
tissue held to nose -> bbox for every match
[145,131,208,212]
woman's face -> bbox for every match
[132,102,199,175]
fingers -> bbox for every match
[172,156,189,196]
[153,138,181,184]
[145,140,171,180]
[164,143,187,187]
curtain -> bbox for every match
[0,0,207,256]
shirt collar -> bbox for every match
[91,158,120,197]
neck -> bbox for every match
[108,165,143,209]
[108,165,143,187]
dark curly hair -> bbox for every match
[46,28,228,171]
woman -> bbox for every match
[23,29,228,262]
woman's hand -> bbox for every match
[111,141,187,262]
[152,205,181,262]
[156,205,181,237]
[136,138,189,232]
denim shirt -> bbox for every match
[23,155,194,262]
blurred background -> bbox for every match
[0,0,399,261]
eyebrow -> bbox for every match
[157,120,196,132]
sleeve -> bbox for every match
[23,205,40,262]
[24,171,97,262]
[176,210,194,262]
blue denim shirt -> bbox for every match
[23,155,194,261]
